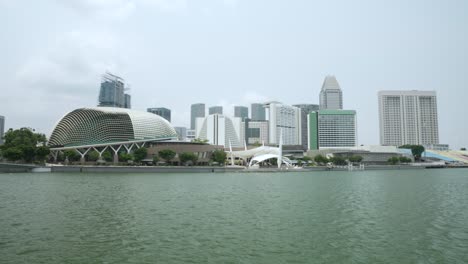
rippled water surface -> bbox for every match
[1,169,468,263]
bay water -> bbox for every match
[1,169,467,263]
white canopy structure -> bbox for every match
[228,130,292,168]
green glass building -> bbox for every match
[308,110,357,150]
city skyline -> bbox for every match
[1,1,467,149]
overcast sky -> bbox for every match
[1,0,467,148]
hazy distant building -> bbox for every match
[191,103,205,130]
[0,115,4,145]
[209,106,223,115]
[294,104,320,150]
[251,103,266,121]
[240,119,269,146]
[98,72,131,109]
[264,102,301,145]
[148,107,171,122]
[174,126,187,141]
[308,110,357,149]
[195,114,242,147]
[319,75,343,110]
[234,106,249,121]
[379,90,439,146]
[186,130,196,141]
[124,94,131,109]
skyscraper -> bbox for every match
[0,115,5,145]
[378,90,439,146]
[319,75,343,110]
[308,110,357,149]
[209,106,223,115]
[124,94,131,109]
[234,106,249,121]
[191,103,205,130]
[251,103,266,121]
[264,102,301,145]
[147,107,171,122]
[98,72,131,109]
[293,104,320,150]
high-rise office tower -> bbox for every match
[209,106,223,115]
[0,115,4,145]
[308,110,357,149]
[98,72,131,109]
[264,102,301,145]
[251,103,266,121]
[191,103,205,130]
[319,75,343,110]
[293,104,320,150]
[124,94,131,109]
[147,107,171,122]
[239,119,269,146]
[378,90,439,146]
[234,106,249,121]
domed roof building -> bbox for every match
[49,107,177,148]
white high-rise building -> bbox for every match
[264,102,301,145]
[319,76,343,110]
[195,114,242,147]
[378,90,439,146]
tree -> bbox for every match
[399,145,425,161]
[192,138,209,144]
[152,154,159,165]
[302,156,312,163]
[314,154,329,164]
[388,156,400,165]
[134,147,148,163]
[179,152,198,166]
[64,150,80,162]
[211,149,227,164]
[119,152,133,162]
[330,156,347,166]
[349,155,363,163]
[399,156,412,163]
[158,149,176,164]
[35,146,50,163]
[0,128,49,163]
[2,147,23,161]
[87,151,100,162]
[252,141,262,147]
[102,151,113,162]
[461,148,467,151]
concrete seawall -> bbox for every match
[51,166,245,173]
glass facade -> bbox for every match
[191,103,205,130]
[308,110,357,149]
[147,107,171,122]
